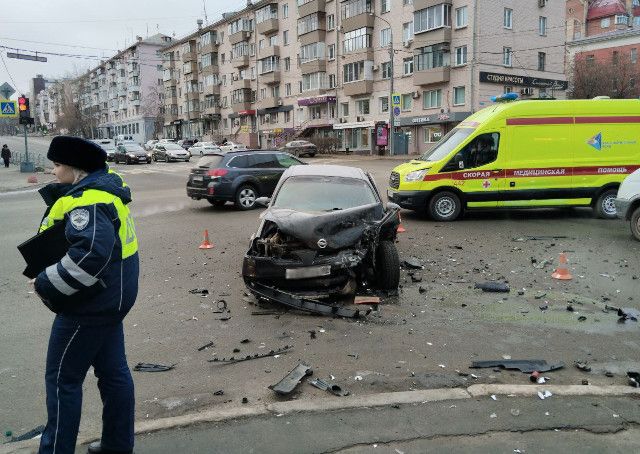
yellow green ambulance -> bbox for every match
[387,98,640,221]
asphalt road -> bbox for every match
[1,155,639,447]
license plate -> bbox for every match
[285,265,331,280]
[192,176,203,182]
[138,157,146,161]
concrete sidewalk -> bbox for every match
[0,166,55,193]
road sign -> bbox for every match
[391,93,401,108]
[7,52,47,63]
[0,82,15,100]
[393,106,401,117]
[0,101,17,117]
[393,118,400,127]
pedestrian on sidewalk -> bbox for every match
[1,144,10,167]
[30,136,139,454]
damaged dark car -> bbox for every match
[242,165,401,307]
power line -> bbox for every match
[0,37,118,52]
[0,51,22,93]
[0,15,201,24]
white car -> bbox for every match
[144,140,158,151]
[219,141,247,152]
[92,139,116,161]
[188,142,222,156]
[614,169,640,241]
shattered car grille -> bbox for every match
[389,171,400,189]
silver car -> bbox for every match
[152,143,191,162]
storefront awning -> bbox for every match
[257,105,294,115]
[297,95,337,106]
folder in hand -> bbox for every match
[17,221,69,279]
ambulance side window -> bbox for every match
[442,133,500,171]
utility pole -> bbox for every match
[470,0,479,112]
[388,28,395,156]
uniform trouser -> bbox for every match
[39,315,135,454]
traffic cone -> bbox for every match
[27,175,38,184]
[551,252,572,280]
[199,230,214,249]
[397,213,406,233]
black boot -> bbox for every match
[87,441,133,454]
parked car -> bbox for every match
[615,169,640,241]
[188,142,221,156]
[157,138,177,144]
[115,135,136,146]
[186,150,304,210]
[179,138,199,150]
[281,140,318,158]
[144,139,158,151]
[153,143,191,162]
[219,141,247,152]
[242,164,401,301]
[92,139,116,162]
[113,143,151,164]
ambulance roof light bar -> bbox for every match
[491,93,519,103]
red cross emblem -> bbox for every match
[482,180,491,189]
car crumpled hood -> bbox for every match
[262,203,384,251]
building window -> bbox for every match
[634,16,640,27]
[503,47,512,67]
[455,6,467,28]
[453,86,465,105]
[328,44,336,60]
[285,83,292,96]
[423,89,442,109]
[403,57,414,75]
[283,30,289,45]
[631,48,637,64]
[612,50,619,64]
[260,88,266,100]
[341,102,349,117]
[454,46,467,66]
[403,0,413,5]
[538,52,546,71]
[343,27,372,53]
[259,56,280,74]
[381,0,390,13]
[415,44,450,70]
[341,0,372,20]
[401,94,412,111]
[424,127,442,143]
[381,61,392,79]
[504,86,513,94]
[329,74,337,88]
[284,57,291,71]
[414,3,451,34]
[615,15,629,25]
[504,8,513,29]
[255,4,278,24]
[380,96,389,113]
[601,17,610,28]
[327,14,335,30]
[282,3,289,19]
[402,22,414,42]
[284,110,291,123]
[302,72,327,91]
[300,42,325,63]
[356,98,370,114]
[380,28,391,47]
[343,61,365,83]
[539,16,547,36]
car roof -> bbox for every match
[282,164,369,180]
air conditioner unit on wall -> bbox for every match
[357,116,365,121]
[372,65,379,71]
[339,117,347,123]
[412,91,420,99]
[403,41,411,48]
[277,99,283,106]
[538,0,547,7]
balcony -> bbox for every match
[201,63,219,75]
[186,91,200,101]
[260,71,281,85]
[414,66,450,86]
[127,84,140,92]
[300,59,327,75]
[166,93,178,103]
[343,80,373,96]
[200,42,219,55]
[163,77,177,86]
[232,55,250,68]
[183,61,198,75]
[414,0,452,10]
[342,12,375,34]
[232,100,253,111]
[203,105,221,116]
[257,97,281,110]
[259,44,280,58]
[236,78,253,89]
[229,30,251,45]
[413,27,452,47]
[118,88,127,97]
[299,29,326,46]
[203,84,221,95]
[131,99,141,106]
[299,0,326,17]
[182,51,196,62]
[257,18,279,35]
[186,110,201,120]
[164,111,179,123]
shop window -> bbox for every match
[423,127,442,143]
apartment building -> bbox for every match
[35,79,69,130]
[162,0,567,155]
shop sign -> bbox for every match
[333,120,375,130]
[376,124,388,146]
[479,71,568,90]
[297,95,337,106]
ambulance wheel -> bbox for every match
[630,206,640,241]
[595,189,618,219]
[428,191,462,222]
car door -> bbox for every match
[155,146,165,160]
[247,153,284,195]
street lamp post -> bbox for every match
[370,13,395,156]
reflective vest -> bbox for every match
[39,188,138,259]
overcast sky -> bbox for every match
[0,0,235,97]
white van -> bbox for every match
[115,135,135,146]
[615,169,640,240]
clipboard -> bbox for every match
[17,221,69,279]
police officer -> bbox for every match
[33,136,138,454]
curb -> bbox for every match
[3,385,638,453]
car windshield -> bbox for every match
[272,176,378,212]
[419,128,475,162]
[164,143,183,150]
[196,155,224,168]
[124,144,144,152]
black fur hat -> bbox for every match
[47,136,106,172]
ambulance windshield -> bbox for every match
[420,128,475,162]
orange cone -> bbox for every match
[551,253,572,280]
[199,229,214,249]
[397,213,406,233]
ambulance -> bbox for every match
[387,97,640,221]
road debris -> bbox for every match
[309,378,350,396]
[512,236,570,242]
[213,390,224,396]
[510,409,520,417]
[5,425,45,443]
[208,345,293,363]
[617,307,639,323]
[354,296,380,305]
[474,282,510,293]
[197,341,214,351]
[133,363,176,372]
[269,363,313,395]
[403,257,423,269]
[471,359,564,373]
[537,390,553,400]
[188,288,209,295]
[628,372,640,388]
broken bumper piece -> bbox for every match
[269,363,313,395]
[247,282,370,318]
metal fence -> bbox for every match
[8,153,48,169]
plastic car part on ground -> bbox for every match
[269,363,313,395]
[309,377,350,396]
[208,345,293,363]
[470,359,564,373]
[133,362,176,372]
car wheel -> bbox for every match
[235,185,257,210]
[428,191,462,222]
[153,155,157,162]
[630,206,640,241]
[185,158,190,162]
[595,189,618,219]
[309,153,316,158]
[125,158,131,165]
[208,199,226,208]
[165,155,170,163]
[375,241,400,291]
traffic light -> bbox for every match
[18,95,33,125]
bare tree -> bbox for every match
[569,54,640,99]
[142,85,164,139]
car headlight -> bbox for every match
[405,169,429,182]
[128,153,136,158]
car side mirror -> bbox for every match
[255,197,271,207]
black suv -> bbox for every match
[186,150,305,210]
